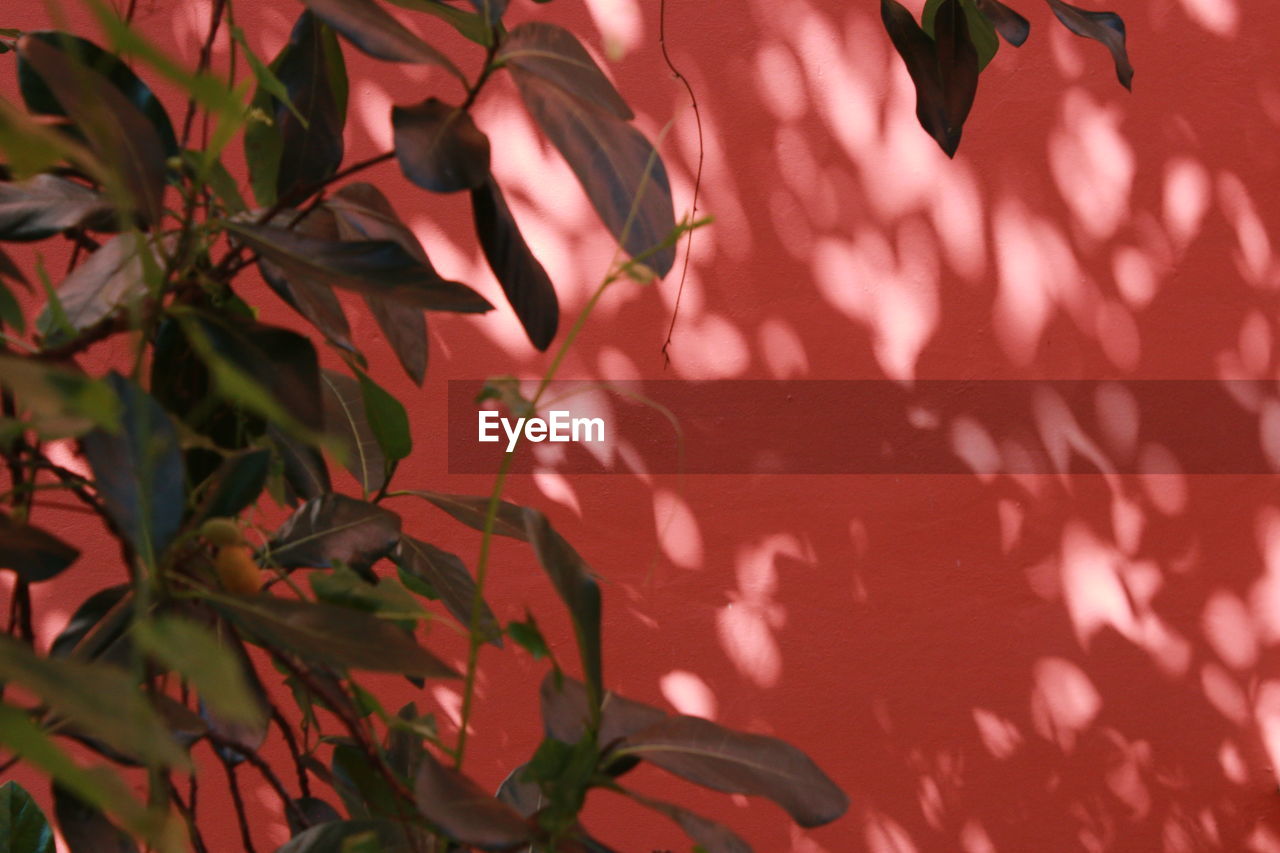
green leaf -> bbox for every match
[464,0,509,28]
[198,448,271,520]
[506,612,547,659]
[497,23,632,119]
[395,490,529,541]
[0,357,120,438]
[310,564,428,622]
[215,594,457,678]
[188,151,247,214]
[321,370,388,494]
[18,34,166,225]
[355,368,411,461]
[134,616,266,729]
[328,184,428,384]
[0,780,54,853]
[395,536,501,645]
[299,0,465,80]
[0,175,116,242]
[392,97,490,193]
[413,751,532,849]
[81,373,184,563]
[268,493,401,574]
[0,513,79,582]
[0,279,22,333]
[618,715,849,828]
[231,25,305,125]
[1046,0,1132,89]
[227,221,494,314]
[471,177,558,350]
[0,635,188,767]
[522,509,602,701]
[510,69,676,276]
[36,233,156,347]
[923,0,999,70]
[279,819,433,852]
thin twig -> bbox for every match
[658,0,704,368]
[221,756,258,853]
[270,703,312,799]
[206,729,309,828]
[166,777,211,853]
[181,0,228,149]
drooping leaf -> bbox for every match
[471,178,558,350]
[540,673,666,748]
[505,613,545,658]
[268,424,331,505]
[198,448,271,520]
[330,740,402,818]
[0,634,188,767]
[974,0,1030,45]
[619,715,848,828]
[1045,0,1132,89]
[510,71,676,275]
[397,490,530,540]
[256,208,356,352]
[18,35,166,225]
[268,493,401,573]
[0,175,115,242]
[382,0,490,45]
[299,0,464,79]
[923,0,999,70]
[413,751,533,850]
[355,368,411,461]
[522,509,602,699]
[881,0,978,157]
[0,780,54,853]
[395,536,501,645]
[320,370,388,494]
[328,184,427,383]
[17,31,178,156]
[385,702,432,781]
[134,616,266,729]
[228,222,493,313]
[0,357,120,437]
[392,97,490,193]
[0,513,79,582]
[36,233,156,346]
[216,594,457,677]
[497,23,632,119]
[278,819,433,852]
[52,783,138,853]
[623,789,752,853]
[81,373,184,563]
[49,584,131,661]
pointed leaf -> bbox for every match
[383,0,490,45]
[881,0,977,157]
[0,781,54,853]
[18,35,165,225]
[82,373,184,562]
[624,789,752,853]
[523,509,602,698]
[0,175,115,242]
[49,585,131,661]
[216,594,458,677]
[465,0,509,27]
[398,490,529,540]
[395,536,501,645]
[320,370,387,493]
[413,751,533,850]
[268,424,331,505]
[471,177,558,350]
[329,184,427,383]
[53,784,138,853]
[198,448,271,520]
[511,70,676,275]
[37,233,156,346]
[18,31,178,156]
[134,616,266,728]
[228,221,493,313]
[934,0,980,143]
[299,0,464,79]
[356,368,411,461]
[0,634,188,767]
[974,0,1030,45]
[393,97,490,192]
[540,672,666,747]
[923,0,999,70]
[0,513,79,582]
[257,209,355,353]
[619,715,848,828]
[1046,0,1132,89]
[268,493,401,572]
[498,23,632,119]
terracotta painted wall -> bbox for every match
[4,0,1280,850]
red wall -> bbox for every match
[5,0,1280,850]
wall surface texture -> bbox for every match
[5,0,1280,850]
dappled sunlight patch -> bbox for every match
[1049,89,1135,243]
[659,669,718,720]
[353,80,394,150]
[756,43,809,123]
[959,819,997,853]
[1111,245,1159,309]
[652,488,704,571]
[1217,171,1277,288]
[532,470,581,517]
[1030,656,1101,752]
[1200,662,1248,723]
[972,707,1023,759]
[1176,0,1240,37]
[1254,680,1280,786]
[582,0,642,60]
[1163,157,1211,251]
[1202,590,1259,669]
[758,318,811,378]
[664,313,750,378]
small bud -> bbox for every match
[199,517,243,547]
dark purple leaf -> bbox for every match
[413,751,532,850]
[510,71,676,275]
[395,536,501,646]
[319,370,387,494]
[0,175,115,242]
[392,98,490,193]
[53,784,137,853]
[1046,0,1132,89]
[620,715,849,828]
[523,509,602,699]
[268,424,331,505]
[471,178,558,350]
[257,209,355,353]
[975,0,1030,45]
[299,0,464,78]
[273,12,347,200]
[540,673,666,747]
[268,493,401,573]
[396,490,530,541]
[498,23,632,119]
[0,514,79,582]
[623,789,752,853]
[37,233,155,345]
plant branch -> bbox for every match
[220,755,258,853]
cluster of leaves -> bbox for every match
[0,0,844,851]
[882,0,1132,155]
